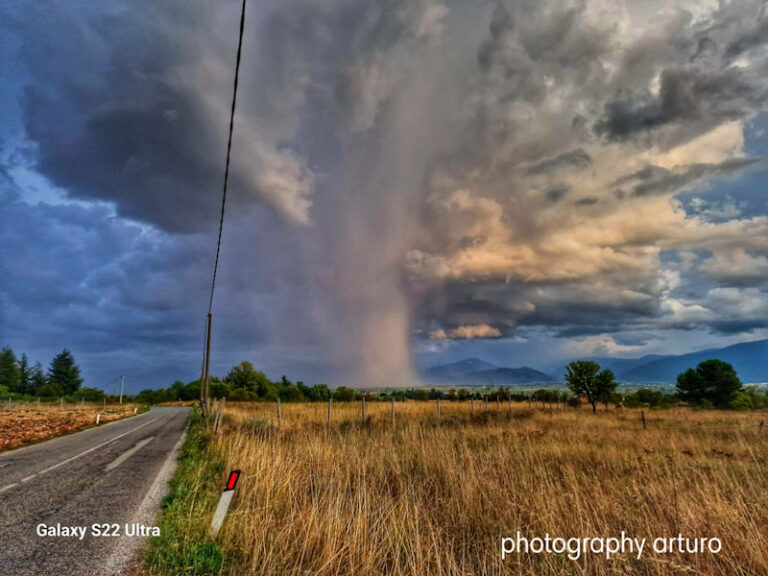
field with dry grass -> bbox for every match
[0,402,141,451]
[153,401,768,576]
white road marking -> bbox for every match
[0,417,160,492]
[103,421,188,575]
[105,436,155,472]
[0,482,19,494]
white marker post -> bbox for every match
[96,412,101,425]
[210,470,240,537]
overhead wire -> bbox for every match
[207,0,248,317]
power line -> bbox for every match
[201,0,248,416]
[208,0,248,316]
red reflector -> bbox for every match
[225,470,240,491]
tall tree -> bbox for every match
[0,347,21,392]
[48,349,83,395]
[565,361,618,413]
[676,359,742,408]
[30,362,48,395]
[18,353,31,395]
[224,361,270,393]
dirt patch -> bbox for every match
[0,404,139,451]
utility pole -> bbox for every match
[119,375,124,405]
[202,313,212,418]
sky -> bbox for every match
[1,0,767,393]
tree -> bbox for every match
[676,359,742,408]
[225,361,271,394]
[30,362,48,395]
[47,349,83,395]
[0,347,21,393]
[596,370,620,410]
[18,353,32,395]
[564,361,618,413]
[333,386,359,402]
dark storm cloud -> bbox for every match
[7,3,221,233]
[0,175,320,389]
[613,157,765,198]
[5,0,322,232]
[725,13,768,58]
[415,270,666,339]
[596,66,768,141]
[596,67,768,140]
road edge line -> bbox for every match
[102,419,190,575]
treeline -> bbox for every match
[0,347,103,400]
[565,358,766,411]
[139,357,766,413]
[135,362,334,404]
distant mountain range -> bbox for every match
[604,339,767,384]
[421,359,556,386]
[422,339,768,387]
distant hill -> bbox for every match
[425,339,768,388]
[422,358,556,386]
[619,339,768,384]
[423,358,498,380]
[549,339,768,384]
[550,354,669,380]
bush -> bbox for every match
[333,386,359,402]
[624,389,676,409]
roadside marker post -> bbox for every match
[96,412,101,425]
[210,470,241,537]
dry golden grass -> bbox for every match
[0,402,140,451]
[209,401,767,576]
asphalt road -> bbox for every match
[0,407,190,576]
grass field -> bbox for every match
[0,402,141,452]
[147,401,768,576]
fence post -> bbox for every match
[276,398,282,427]
[327,397,332,427]
[361,396,366,425]
[508,396,512,413]
[641,410,646,431]
[215,399,225,435]
[436,397,440,418]
[470,398,474,416]
[391,397,395,424]
[485,397,489,412]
